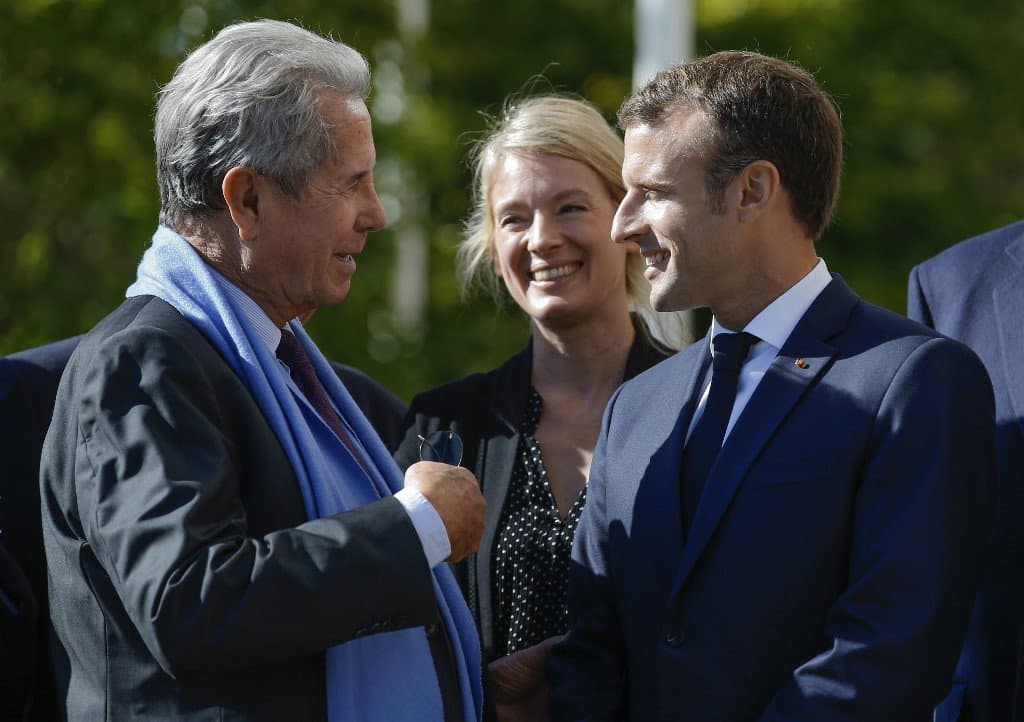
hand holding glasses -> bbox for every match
[417,430,464,466]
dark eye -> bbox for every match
[642,189,658,202]
[498,215,523,228]
[559,203,586,215]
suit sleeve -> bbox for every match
[548,388,628,721]
[76,328,438,677]
[907,264,935,327]
[756,338,996,721]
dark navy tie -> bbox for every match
[276,329,370,478]
[681,331,758,530]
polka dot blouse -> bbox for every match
[493,387,587,656]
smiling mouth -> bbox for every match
[530,262,581,282]
[334,253,355,264]
[643,250,669,267]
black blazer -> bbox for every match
[0,332,408,721]
[40,296,437,721]
[394,327,670,663]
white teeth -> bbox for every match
[644,251,669,267]
[532,263,579,282]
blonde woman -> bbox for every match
[395,95,684,720]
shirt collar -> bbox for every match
[710,258,831,353]
[219,279,286,354]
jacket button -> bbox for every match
[664,632,684,648]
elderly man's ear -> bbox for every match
[222,166,262,242]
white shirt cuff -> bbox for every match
[394,487,451,568]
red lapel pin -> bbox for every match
[794,358,810,369]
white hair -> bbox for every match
[155,19,370,227]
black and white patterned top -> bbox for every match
[493,387,588,656]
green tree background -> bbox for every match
[2,0,1022,400]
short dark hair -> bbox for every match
[618,51,843,240]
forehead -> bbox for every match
[319,92,375,170]
[622,108,711,183]
[490,152,606,203]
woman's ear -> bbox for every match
[222,166,261,242]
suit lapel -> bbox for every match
[629,338,711,588]
[668,277,857,599]
[994,233,1024,432]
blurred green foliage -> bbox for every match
[1,0,1022,400]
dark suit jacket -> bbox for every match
[909,219,1024,722]
[394,327,670,666]
[0,336,78,722]
[1,540,37,722]
[0,331,407,721]
[548,276,996,722]
[40,295,436,721]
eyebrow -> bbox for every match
[334,169,372,191]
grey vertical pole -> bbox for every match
[633,0,693,89]
[389,0,430,343]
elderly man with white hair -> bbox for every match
[40,19,485,722]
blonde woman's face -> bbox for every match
[490,153,630,329]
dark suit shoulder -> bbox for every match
[615,339,699,401]
[3,336,81,375]
[69,296,229,380]
[849,295,945,341]
[913,219,1024,294]
[406,346,531,426]
[330,362,407,452]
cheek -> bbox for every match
[493,238,523,283]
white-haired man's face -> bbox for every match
[228,92,387,326]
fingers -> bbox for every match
[403,461,485,563]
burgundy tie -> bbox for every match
[275,329,369,476]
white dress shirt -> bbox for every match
[686,259,833,446]
[221,281,451,567]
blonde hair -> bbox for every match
[458,94,688,349]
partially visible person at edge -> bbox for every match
[40,19,485,722]
[909,218,1024,722]
[394,95,685,721]
[547,52,995,721]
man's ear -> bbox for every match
[222,167,261,242]
[735,160,780,223]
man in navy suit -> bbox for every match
[909,219,1024,722]
[548,51,996,721]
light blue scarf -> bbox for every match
[127,226,482,722]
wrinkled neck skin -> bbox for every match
[177,212,244,282]
[178,213,298,327]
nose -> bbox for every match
[526,212,562,254]
[359,182,388,233]
[612,190,647,247]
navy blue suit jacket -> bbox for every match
[0,337,77,722]
[549,276,996,722]
[909,219,1024,722]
